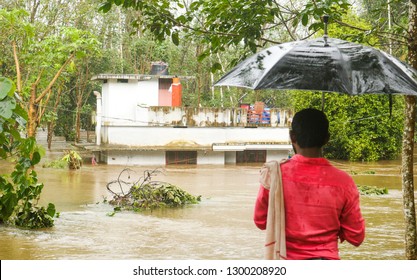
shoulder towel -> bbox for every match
[259,160,287,260]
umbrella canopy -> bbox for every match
[214,37,417,96]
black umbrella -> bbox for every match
[214,37,417,96]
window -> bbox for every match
[236,150,266,163]
[166,151,197,165]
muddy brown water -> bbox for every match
[0,154,409,260]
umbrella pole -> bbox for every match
[401,95,417,260]
[323,15,329,47]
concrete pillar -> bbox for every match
[94,91,102,146]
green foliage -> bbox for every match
[359,0,409,56]
[292,91,404,161]
[0,77,16,121]
[1,77,56,229]
[108,183,201,211]
[2,137,56,229]
[0,8,35,43]
[1,76,23,158]
[61,150,82,169]
[99,0,353,71]
[357,185,389,195]
[126,183,201,210]
[296,0,351,32]
[42,158,68,169]
[326,10,379,45]
[1,7,102,141]
[107,168,201,212]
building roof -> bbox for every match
[91,74,195,81]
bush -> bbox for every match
[1,77,56,229]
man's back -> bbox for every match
[254,108,365,260]
[281,154,365,259]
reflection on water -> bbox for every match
[0,158,410,260]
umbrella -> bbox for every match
[214,37,417,96]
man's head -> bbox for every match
[290,108,329,149]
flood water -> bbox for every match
[0,152,411,260]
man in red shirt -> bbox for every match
[254,108,365,260]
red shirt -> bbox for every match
[254,154,365,260]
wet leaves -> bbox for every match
[107,168,201,213]
[357,185,388,195]
[1,77,56,229]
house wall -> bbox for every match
[197,151,225,165]
[158,79,172,106]
[105,150,166,165]
[225,151,236,164]
[104,150,225,165]
[102,78,159,123]
[102,149,289,166]
[104,126,289,147]
[137,79,159,106]
[266,150,291,162]
[101,82,110,143]
[94,75,293,165]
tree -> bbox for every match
[402,0,417,260]
[0,76,56,229]
[360,0,417,261]
[99,0,350,66]
[1,8,101,139]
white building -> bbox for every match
[90,73,293,165]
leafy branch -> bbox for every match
[106,168,201,212]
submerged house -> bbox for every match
[90,63,293,165]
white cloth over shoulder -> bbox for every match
[259,160,287,260]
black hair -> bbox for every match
[291,108,329,148]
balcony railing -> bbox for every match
[144,106,293,128]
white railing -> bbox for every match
[145,106,293,128]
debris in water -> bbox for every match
[357,185,388,195]
[106,168,201,212]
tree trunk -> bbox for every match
[75,108,81,143]
[47,121,54,150]
[47,85,63,149]
[402,0,417,260]
[27,54,75,138]
[27,84,38,138]
[402,95,417,260]
[12,41,22,95]
[196,44,202,107]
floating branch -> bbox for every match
[357,185,388,195]
[106,168,201,212]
